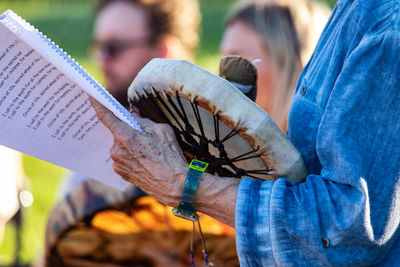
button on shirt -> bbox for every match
[235,0,400,266]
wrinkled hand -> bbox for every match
[89,97,188,207]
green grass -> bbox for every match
[0,0,336,264]
[195,0,236,72]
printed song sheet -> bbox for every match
[0,13,132,189]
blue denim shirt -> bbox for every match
[235,0,400,266]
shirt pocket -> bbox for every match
[289,79,321,174]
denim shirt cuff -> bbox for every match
[235,178,274,266]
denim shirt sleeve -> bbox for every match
[235,31,400,266]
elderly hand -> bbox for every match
[90,97,239,227]
[89,97,188,207]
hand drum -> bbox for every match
[128,58,307,183]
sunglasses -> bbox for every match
[91,38,153,60]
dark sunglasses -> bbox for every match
[90,38,153,60]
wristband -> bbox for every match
[172,159,208,221]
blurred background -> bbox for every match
[0,0,336,265]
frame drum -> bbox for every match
[128,59,307,183]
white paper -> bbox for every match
[0,10,141,190]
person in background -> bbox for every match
[220,0,330,132]
[0,147,29,267]
[92,0,200,107]
[0,146,23,244]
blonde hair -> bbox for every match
[225,0,330,130]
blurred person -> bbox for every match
[0,147,26,267]
[92,0,200,107]
[0,146,23,244]
[220,0,330,132]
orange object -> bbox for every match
[91,210,141,234]
[92,196,235,236]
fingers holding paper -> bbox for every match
[89,96,188,207]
